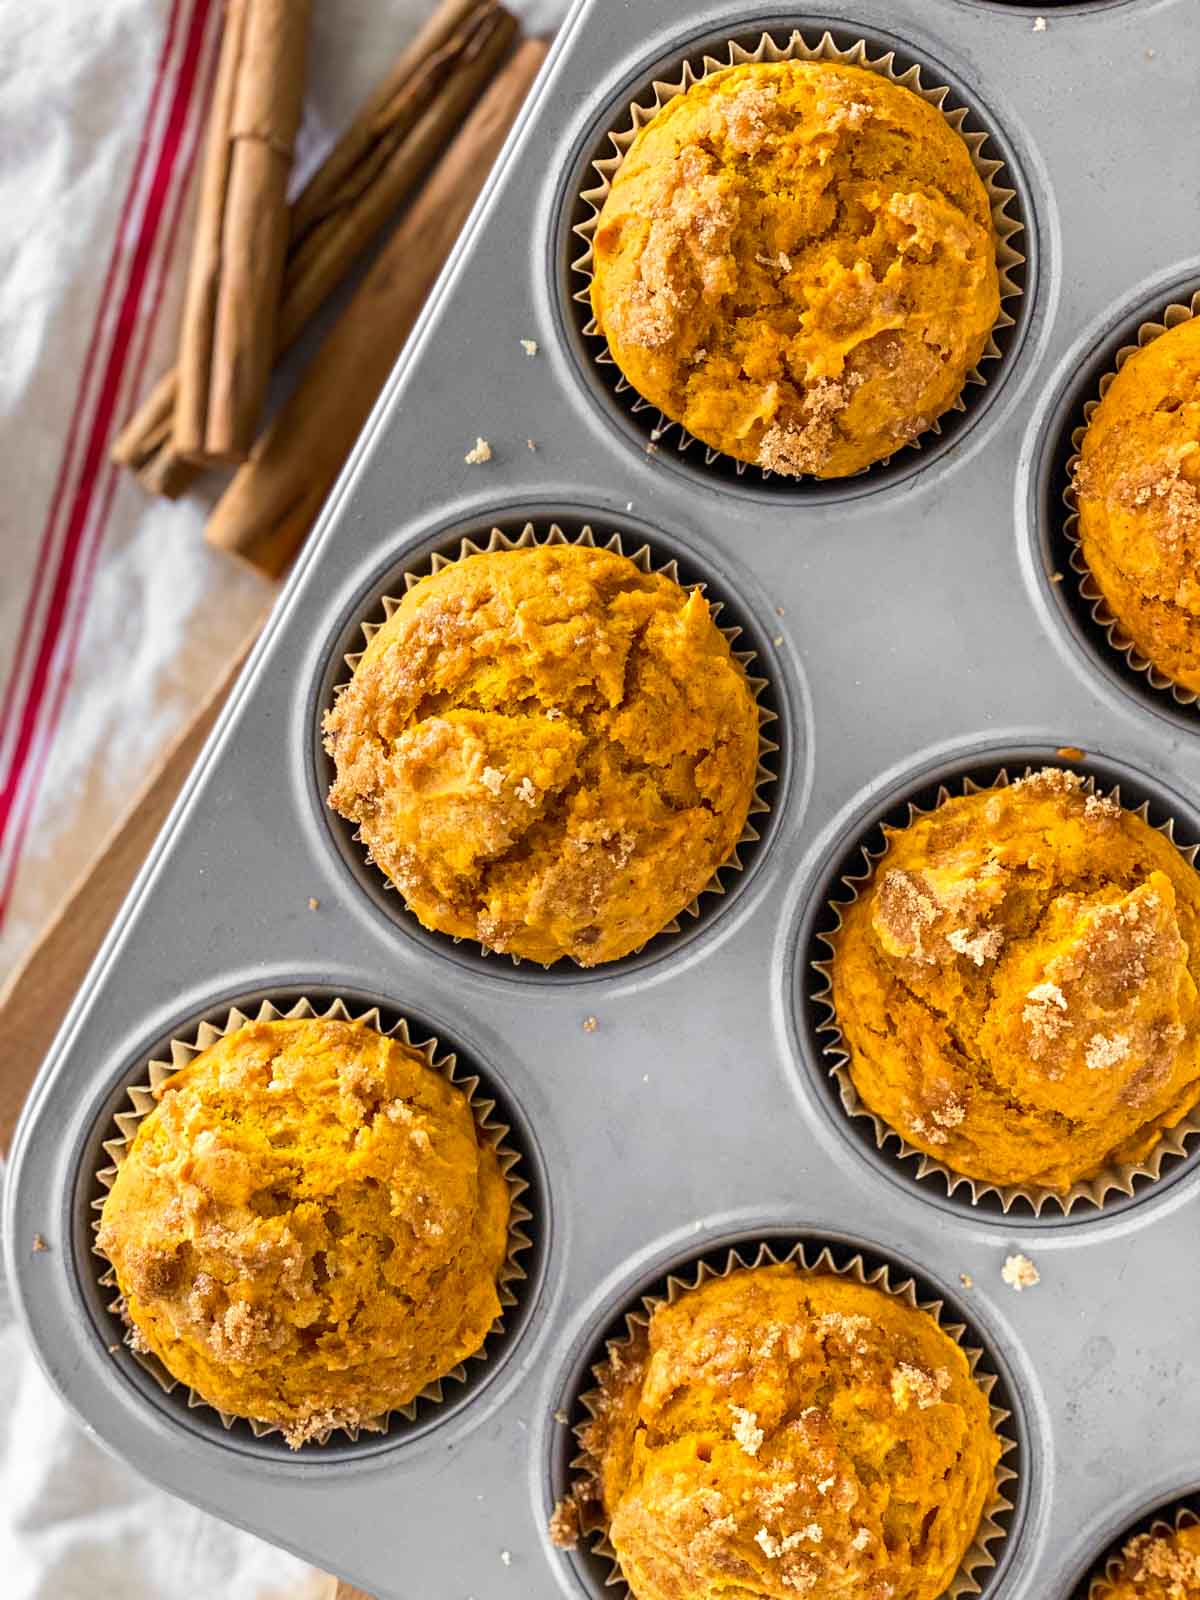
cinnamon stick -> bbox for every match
[206,37,547,578]
[173,0,310,464]
[112,0,515,495]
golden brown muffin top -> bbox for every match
[1075,315,1200,693]
[590,60,1000,478]
[97,1017,511,1445]
[1101,1522,1200,1599]
[324,544,761,965]
[570,1265,1000,1600]
[830,768,1200,1191]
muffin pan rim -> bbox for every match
[307,500,807,989]
[67,981,555,1469]
[548,8,1044,504]
[954,1,1145,16]
[538,1221,1037,1600]
[1018,260,1200,736]
[780,735,1200,1229]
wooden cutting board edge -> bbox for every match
[0,613,265,1155]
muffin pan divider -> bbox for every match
[7,1,1200,1595]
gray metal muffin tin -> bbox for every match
[6,0,1200,1595]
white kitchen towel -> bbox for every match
[0,2,565,1595]
[0,1231,336,1600]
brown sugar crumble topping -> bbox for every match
[890,1362,951,1411]
[549,1492,583,1549]
[1084,1031,1131,1071]
[758,374,864,477]
[1120,1528,1200,1593]
[719,81,779,156]
[728,1403,764,1456]
[948,925,1005,966]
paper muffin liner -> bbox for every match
[571,28,1025,482]
[1088,1501,1200,1599]
[91,995,533,1448]
[810,766,1200,1216]
[1063,287,1200,708]
[327,520,779,965]
[557,1240,1017,1599]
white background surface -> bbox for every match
[0,2,566,1594]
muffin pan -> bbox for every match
[5,0,1200,1595]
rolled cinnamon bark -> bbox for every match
[112,0,515,495]
[205,37,547,578]
[174,0,310,464]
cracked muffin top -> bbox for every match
[560,1265,1000,1600]
[1098,1521,1200,1599]
[1075,314,1200,695]
[589,59,1000,479]
[324,543,760,966]
[96,1017,511,1446]
[829,768,1200,1192]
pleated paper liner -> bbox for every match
[1088,1501,1200,1600]
[326,520,779,966]
[810,767,1200,1216]
[1063,286,1200,711]
[556,1239,1017,1600]
[91,995,533,1448]
[570,26,1026,485]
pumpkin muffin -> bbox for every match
[324,543,761,966]
[1098,1521,1200,1599]
[829,768,1200,1193]
[96,1016,511,1446]
[561,1264,1000,1600]
[1075,314,1200,694]
[589,59,1001,478]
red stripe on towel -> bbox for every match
[0,0,219,927]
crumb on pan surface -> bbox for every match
[589,60,1000,479]
[829,767,1200,1192]
[560,1265,1000,1600]
[1075,314,1200,695]
[96,1017,511,1446]
[1100,1521,1200,1599]
[324,544,761,966]
[1000,1253,1038,1293]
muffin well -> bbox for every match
[324,543,761,966]
[829,768,1200,1193]
[97,1016,511,1446]
[590,59,1000,478]
[561,1264,1001,1600]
